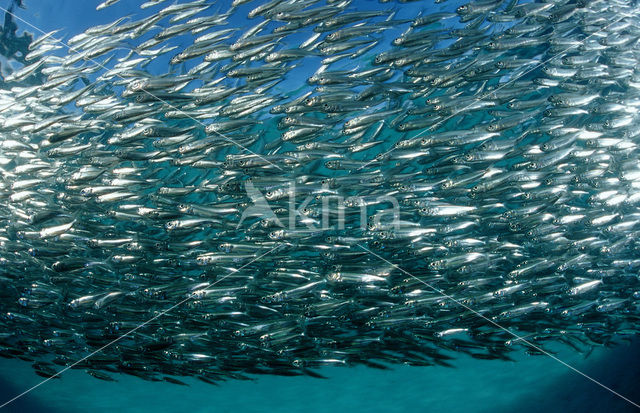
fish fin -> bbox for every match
[302,368,327,379]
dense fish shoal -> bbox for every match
[0,0,639,384]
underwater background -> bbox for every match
[1,339,640,412]
[0,0,639,411]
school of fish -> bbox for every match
[1,0,640,384]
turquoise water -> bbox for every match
[2,340,639,412]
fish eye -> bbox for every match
[131,80,144,90]
[374,56,382,64]
[488,42,496,49]
[464,153,474,161]
[543,110,552,117]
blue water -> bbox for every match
[0,0,639,411]
[1,340,640,412]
